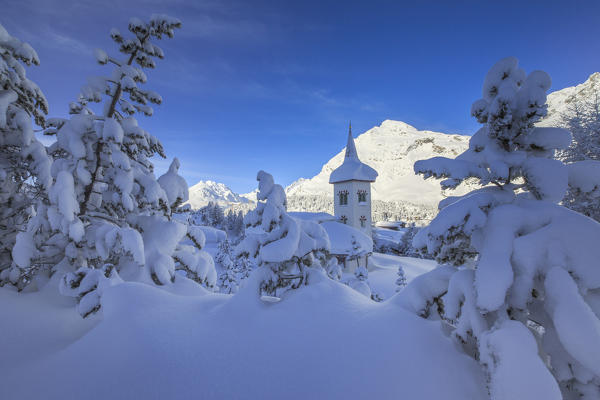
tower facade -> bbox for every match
[329,123,378,237]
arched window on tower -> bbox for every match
[360,215,367,227]
[338,190,349,206]
[340,215,348,224]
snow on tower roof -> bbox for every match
[329,122,378,184]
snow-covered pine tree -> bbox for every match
[159,158,217,291]
[326,257,342,281]
[234,170,330,299]
[13,16,195,316]
[210,203,225,228]
[223,209,245,242]
[411,57,600,399]
[395,264,406,292]
[0,24,52,288]
[349,264,371,299]
[216,239,238,293]
[396,224,420,257]
[233,255,253,283]
[232,210,245,240]
[195,202,224,228]
[158,157,188,212]
[343,235,376,299]
[172,223,216,290]
[558,97,600,221]
[224,209,235,232]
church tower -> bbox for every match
[329,123,378,237]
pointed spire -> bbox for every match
[329,121,378,184]
[345,120,358,160]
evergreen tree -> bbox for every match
[157,157,188,211]
[326,257,342,281]
[396,224,420,257]
[558,96,600,222]
[395,264,407,292]
[412,57,600,398]
[172,224,217,290]
[0,24,51,288]
[13,16,192,316]
[161,160,217,291]
[349,264,371,298]
[234,170,330,299]
[233,255,253,282]
[216,239,239,294]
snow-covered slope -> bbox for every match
[0,273,487,400]
[539,72,600,127]
[240,189,258,203]
[286,120,472,207]
[187,180,251,209]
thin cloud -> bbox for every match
[178,14,270,43]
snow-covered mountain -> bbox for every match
[285,120,472,208]
[539,72,600,127]
[187,72,600,221]
[187,180,251,209]
[240,189,258,203]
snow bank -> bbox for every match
[368,253,437,299]
[195,225,227,243]
[0,274,487,400]
[321,221,373,254]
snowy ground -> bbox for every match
[0,260,485,400]
[369,253,437,299]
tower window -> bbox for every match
[340,215,348,224]
[357,190,367,203]
[338,190,349,206]
[360,215,367,227]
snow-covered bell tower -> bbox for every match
[329,123,378,237]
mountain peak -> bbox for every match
[379,119,418,132]
[286,119,472,206]
[187,180,250,209]
[588,72,600,81]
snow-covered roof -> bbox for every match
[321,221,373,255]
[288,212,336,223]
[194,226,227,243]
[329,124,378,184]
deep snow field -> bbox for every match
[0,256,487,400]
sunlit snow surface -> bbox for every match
[0,263,485,400]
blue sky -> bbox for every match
[3,0,600,193]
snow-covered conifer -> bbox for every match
[159,160,217,291]
[233,255,253,283]
[216,239,238,293]
[14,16,190,315]
[326,257,342,281]
[0,24,51,288]
[224,209,245,241]
[396,224,420,257]
[410,57,600,398]
[349,265,371,298]
[173,224,217,290]
[234,170,330,299]
[395,264,406,292]
[158,157,188,211]
[196,202,225,228]
[558,98,600,221]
